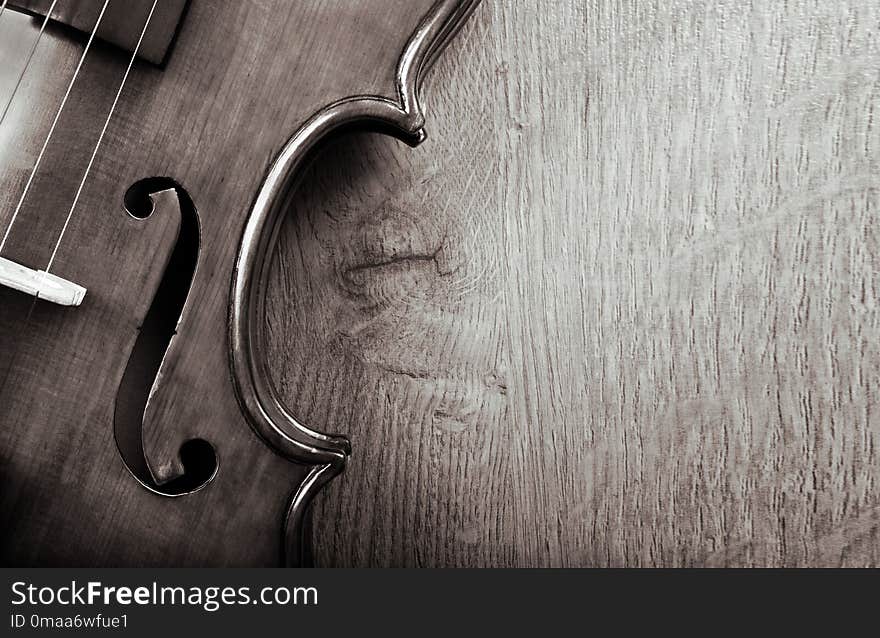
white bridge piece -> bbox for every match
[0,255,86,307]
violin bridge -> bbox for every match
[0,256,86,307]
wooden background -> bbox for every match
[264,0,880,567]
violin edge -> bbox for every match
[227,0,482,566]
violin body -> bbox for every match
[0,0,479,566]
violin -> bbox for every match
[0,0,480,566]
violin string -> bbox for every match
[45,0,158,273]
[0,0,157,402]
[0,1,60,130]
[0,0,111,255]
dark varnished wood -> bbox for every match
[0,0,479,566]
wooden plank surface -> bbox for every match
[265,0,880,566]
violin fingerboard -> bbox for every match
[11,0,188,65]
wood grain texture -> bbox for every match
[267,0,880,566]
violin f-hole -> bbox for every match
[114,178,217,496]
